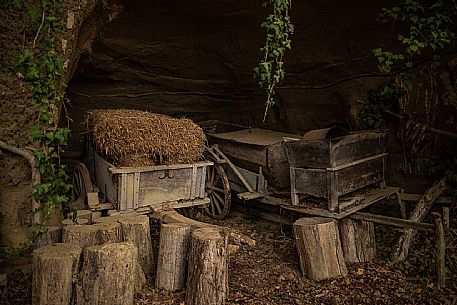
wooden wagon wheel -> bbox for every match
[205,163,231,219]
[71,162,93,209]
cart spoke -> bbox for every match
[212,192,224,214]
[212,186,225,194]
[210,195,216,215]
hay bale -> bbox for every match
[85,109,206,166]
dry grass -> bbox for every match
[85,109,206,166]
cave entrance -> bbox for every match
[64,0,268,151]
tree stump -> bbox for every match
[62,222,121,248]
[34,226,61,248]
[76,242,137,305]
[156,223,191,291]
[186,227,228,305]
[293,217,347,281]
[339,218,376,263]
[32,243,82,305]
[62,218,89,226]
[118,215,153,275]
[76,210,93,224]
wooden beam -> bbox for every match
[399,193,454,205]
[350,212,434,231]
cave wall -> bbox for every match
[66,0,398,150]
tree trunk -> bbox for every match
[339,218,376,263]
[156,223,191,291]
[118,215,153,275]
[76,242,137,305]
[392,178,446,263]
[293,217,347,281]
[62,222,121,248]
[34,226,61,249]
[186,227,228,305]
[32,243,82,305]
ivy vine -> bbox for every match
[372,0,456,73]
[13,0,72,244]
[254,0,294,121]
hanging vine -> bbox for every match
[12,0,72,244]
[254,0,294,121]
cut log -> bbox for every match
[339,218,376,263]
[156,223,191,291]
[118,215,153,275]
[34,226,61,248]
[32,243,82,305]
[293,217,347,281]
[76,210,93,223]
[62,218,89,226]
[186,227,228,305]
[392,178,446,263]
[433,212,446,288]
[62,222,121,248]
[76,242,137,305]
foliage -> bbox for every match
[254,0,294,120]
[13,0,72,244]
[373,0,456,73]
[359,82,405,129]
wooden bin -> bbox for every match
[93,151,213,211]
[283,130,387,212]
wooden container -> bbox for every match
[205,122,300,190]
[283,130,388,212]
[93,150,212,211]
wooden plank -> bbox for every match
[226,165,258,192]
[266,143,290,189]
[294,168,327,198]
[282,131,386,169]
[280,186,399,219]
[138,168,193,206]
[399,193,455,205]
[350,212,434,231]
[327,153,388,171]
[119,174,127,211]
[109,161,213,174]
[190,165,197,199]
[210,128,299,146]
[133,173,140,209]
[125,173,135,210]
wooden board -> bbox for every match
[278,186,399,219]
[209,128,299,147]
[293,154,386,200]
[282,130,386,169]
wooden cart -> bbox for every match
[200,120,399,220]
[72,146,213,214]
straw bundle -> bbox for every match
[85,109,206,167]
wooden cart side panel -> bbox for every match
[266,143,291,189]
[294,168,328,198]
[282,140,330,169]
[330,132,386,167]
[333,156,384,196]
[282,131,386,169]
[94,152,118,206]
[138,168,193,206]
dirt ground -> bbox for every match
[1,209,456,305]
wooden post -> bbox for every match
[339,218,376,263]
[432,212,446,289]
[32,243,82,305]
[156,223,191,291]
[186,227,228,305]
[392,178,446,263]
[293,217,347,281]
[442,207,450,228]
[76,242,137,305]
[118,215,153,275]
[397,190,407,219]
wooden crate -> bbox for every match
[290,154,387,211]
[93,151,212,211]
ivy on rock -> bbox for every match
[254,0,294,121]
